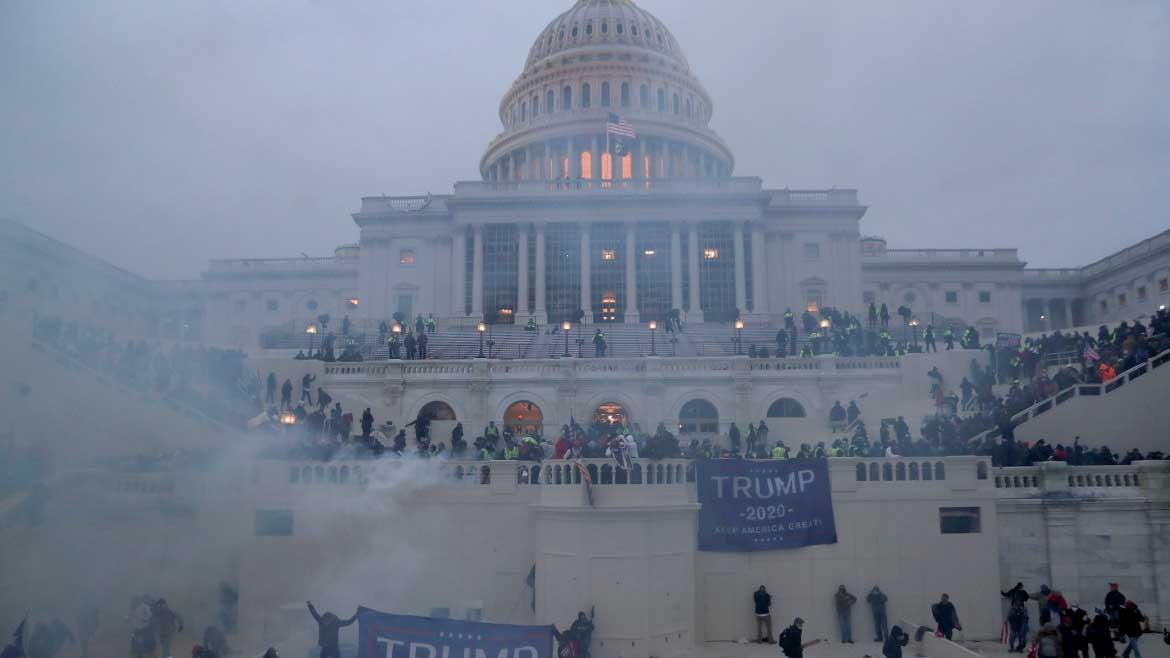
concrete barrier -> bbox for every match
[899,619,985,658]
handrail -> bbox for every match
[968,346,1170,444]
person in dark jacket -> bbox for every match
[307,601,358,658]
[1003,583,1031,609]
[280,378,293,410]
[1118,602,1145,658]
[1,617,27,658]
[266,372,277,404]
[778,618,806,658]
[151,599,182,658]
[728,423,741,454]
[867,586,889,642]
[931,594,961,640]
[883,625,909,658]
[1086,614,1115,658]
[753,586,774,643]
[835,585,857,643]
[1104,584,1126,635]
[1003,583,1032,652]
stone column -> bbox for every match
[633,140,644,181]
[471,225,484,317]
[670,224,683,311]
[590,136,601,181]
[1042,499,1082,606]
[518,227,529,318]
[580,224,592,320]
[534,223,547,325]
[688,223,701,316]
[512,151,521,181]
[1063,299,1074,329]
[569,138,581,179]
[733,221,747,314]
[699,151,707,178]
[625,223,639,323]
[751,223,767,316]
[452,230,466,316]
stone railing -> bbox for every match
[452,177,763,196]
[994,461,1169,499]
[767,188,860,206]
[204,256,358,277]
[321,354,909,383]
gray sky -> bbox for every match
[2,0,1168,280]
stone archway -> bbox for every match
[504,400,544,436]
[593,401,629,429]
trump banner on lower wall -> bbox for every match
[357,607,554,658]
[696,458,838,551]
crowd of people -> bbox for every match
[33,317,258,429]
[999,582,1158,658]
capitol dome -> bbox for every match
[480,0,734,183]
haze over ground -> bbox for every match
[1,0,1167,279]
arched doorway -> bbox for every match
[504,401,543,436]
[417,401,457,442]
[593,402,628,429]
[679,399,718,434]
[766,398,806,418]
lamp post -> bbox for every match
[734,318,744,355]
[648,320,658,356]
[477,322,487,358]
[819,318,831,355]
[279,411,296,429]
[391,322,402,359]
[562,321,571,357]
[306,323,318,356]
[909,317,920,349]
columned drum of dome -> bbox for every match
[482,0,734,182]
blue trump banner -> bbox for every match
[357,607,554,658]
[696,459,837,551]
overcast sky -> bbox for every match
[2,1,1168,280]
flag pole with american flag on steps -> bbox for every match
[606,113,636,164]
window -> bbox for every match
[616,22,623,34]
[266,299,279,312]
[631,24,638,36]
[945,291,959,304]
[1118,293,1127,306]
[520,101,527,121]
[532,95,539,117]
[702,248,719,260]
[346,298,359,309]
[306,299,319,311]
[546,90,554,113]
[400,249,415,265]
[939,507,981,534]
[562,86,572,111]
[767,398,806,418]
[1160,278,1168,292]
[672,93,679,114]
[640,85,649,108]
[657,88,666,111]
[803,243,820,259]
[601,21,607,34]
[1100,299,1108,312]
[601,82,610,107]
[679,398,719,434]
[585,22,592,36]
[862,291,876,305]
[581,83,590,108]
[571,25,578,38]
[601,249,616,261]
[685,97,692,118]
[1137,286,1147,301]
[620,82,630,107]
[979,291,992,304]
[255,510,294,536]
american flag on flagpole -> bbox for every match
[606,113,635,139]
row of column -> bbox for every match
[488,137,727,182]
[1029,298,1076,332]
[464,221,767,323]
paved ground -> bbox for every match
[695,637,1170,658]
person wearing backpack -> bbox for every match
[1037,623,1063,658]
[883,626,910,658]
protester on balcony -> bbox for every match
[829,401,846,425]
[728,422,742,455]
[846,401,860,424]
[280,378,293,410]
[405,331,417,360]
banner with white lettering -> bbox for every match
[696,459,837,551]
[356,608,554,658]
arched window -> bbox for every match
[882,463,893,481]
[562,86,572,111]
[868,463,879,481]
[601,21,608,34]
[856,463,867,481]
[546,90,554,113]
[767,398,806,418]
[580,151,592,179]
[585,22,593,36]
[581,82,591,108]
[640,84,649,108]
[909,462,920,480]
[504,400,543,436]
[685,97,692,117]
[896,462,906,481]
[520,101,527,121]
[922,462,933,481]
[631,24,639,36]
[657,88,666,111]
[679,399,719,434]
[616,22,624,35]
[601,82,610,107]
[620,82,630,107]
[620,153,632,179]
[532,95,539,117]
[672,93,680,114]
[419,401,456,421]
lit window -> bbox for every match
[601,249,616,261]
[400,249,415,265]
[347,298,359,308]
[939,507,981,534]
[702,248,719,260]
[803,243,820,259]
[621,153,632,179]
[979,291,992,304]
[601,152,612,180]
[643,248,656,256]
[1118,293,1127,306]
[945,291,958,304]
[266,299,279,312]
[580,151,592,179]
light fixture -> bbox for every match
[734,319,744,330]
[648,320,657,330]
[1160,304,1167,311]
[1039,314,1046,320]
[477,322,487,333]
[703,248,719,260]
[909,318,919,327]
[347,298,359,306]
[601,249,616,261]
[279,411,296,425]
[305,324,318,335]
[392,323,402,334]
[819,318,830,329]
[562,321,571,331]
[643,248,656,256]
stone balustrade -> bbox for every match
[994,461,1169,498]
[452,177,764,196]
